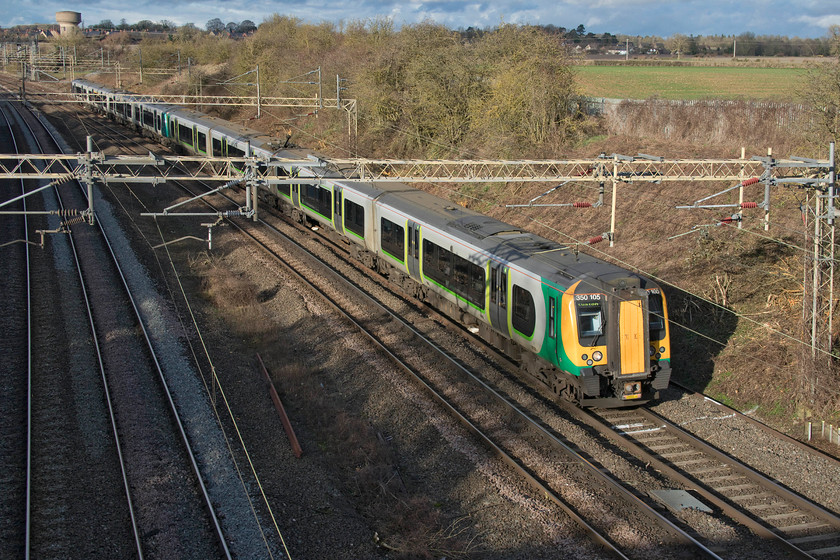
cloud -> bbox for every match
[3,0,836,38]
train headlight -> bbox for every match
[649,346,656,356]
[592,351,603,362]
[659,346,666,354]
[581,353,588,361]
[586,359,594,366]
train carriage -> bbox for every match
[72,78,672,407]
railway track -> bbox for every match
[56,109,721,557]
[584,405,840,558]
[197,182,728,559]
[0,101,36,559]
[0,100,141,557]
[212,164,840,559]
[24,89,840,558]
[0,99,234,559]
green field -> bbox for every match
[574,65,807,101]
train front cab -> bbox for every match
[560,279,671,407]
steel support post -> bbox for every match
[610,156,618,247]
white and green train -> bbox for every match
[73,79,671,407]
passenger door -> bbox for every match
[333,187,344,234]
[406,221,421,279]
[489,263,509,335]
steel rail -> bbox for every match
[0,101,35,560]
[670,381,840,468]
[214,210,629,559]
[138,156,626,556]
[588,405,840,558]
[7,100,148,560]
[34,107,234,560]
[68,108,294,560]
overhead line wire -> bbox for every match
[529,215,836,363]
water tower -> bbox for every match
[56,11,82,35]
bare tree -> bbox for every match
[666,33,689,59]
[800,25,840,142]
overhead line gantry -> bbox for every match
[1,140,835,382]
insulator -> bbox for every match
[719,217,736,224]
[740,202,759,209]
[587,235,604,244]
[573,202,592,208]
[740,177,760,187]
[57,209,79,217]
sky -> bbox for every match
[5,0,840,39]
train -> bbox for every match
[71,78,671,407]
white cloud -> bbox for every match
[2,0,836,38]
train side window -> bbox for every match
[212,137,222,156]
[344,199,365,238]
[512,284,535,337]
[301,184,332,218]
[468,259,485,307]
[422,240,448,284]
[276,167,291,198]
[491,269,507,307]
[422,240,484,309]
[177,123,192,146]
[196,130,207,153]
[381,218,404,262]
[490,269,498,304]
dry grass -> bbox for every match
[190,252,277,340]
[603,98,807,153]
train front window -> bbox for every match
[648,291,665,340]
[576,299,604,344]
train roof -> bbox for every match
[163,107,280,151]
[372,183,644,289]
[72,79,653,292]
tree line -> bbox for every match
[462,25,832,57]
[3,15,839,155]
[0,17,833,57]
